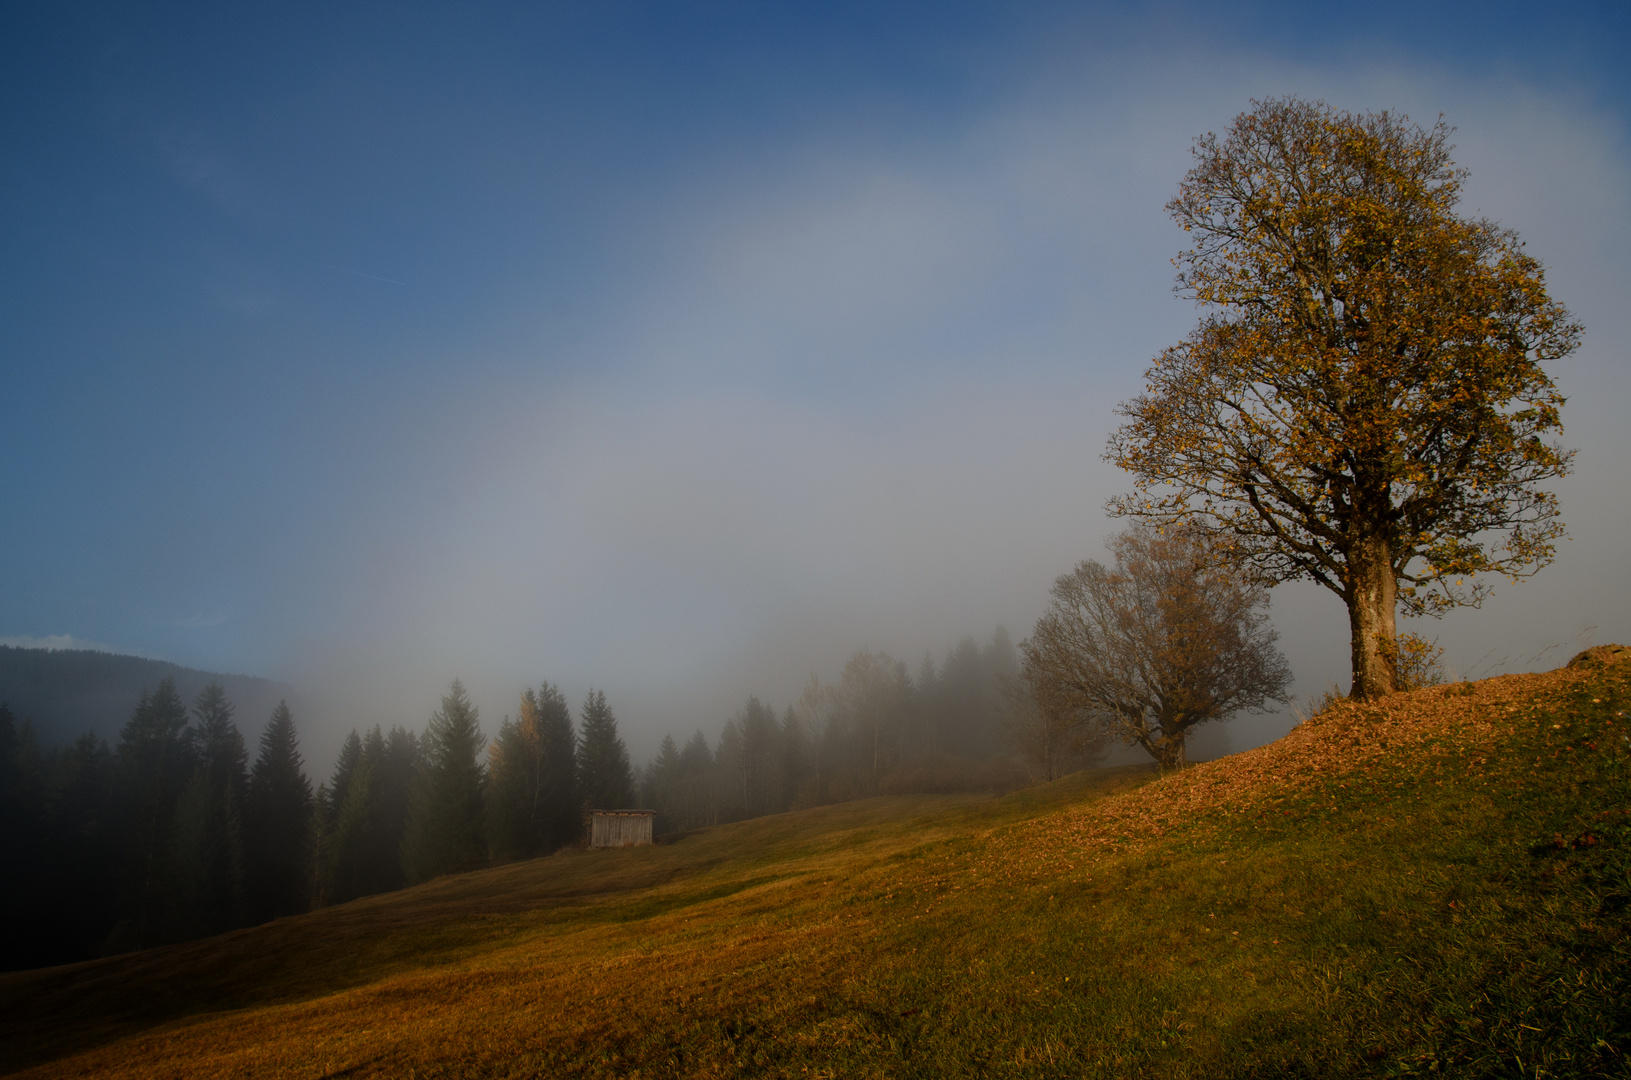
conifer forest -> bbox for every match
[0,629,1049,971]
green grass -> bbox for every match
[2,662,1627,1078]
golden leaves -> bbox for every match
[1108,98,1579,619]
[990,659,1608,881]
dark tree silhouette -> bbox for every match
[403,681,487,881]
[488,683,580,860]
[576,689,633,811]
[0,704,48,969]
[115,677,194,948]
[245,700,313,922]
[173,684,248,935]
[38,730,119,964]
[639,734,684,834]
[532,685,581,850]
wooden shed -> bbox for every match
[590,809,655,848]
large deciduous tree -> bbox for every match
[1107,98,1579,698]
[1021,526,1291,770]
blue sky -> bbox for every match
[3,1,1629,765]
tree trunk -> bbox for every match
[871,720,880,794]
[1149,721,1187,772]
[1346,533,1398,699]
[1163,727,1188,771]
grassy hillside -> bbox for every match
[3,654,1627,1078]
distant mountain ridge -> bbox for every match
[0,646,291,747]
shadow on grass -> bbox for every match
[0,766,1150,1074]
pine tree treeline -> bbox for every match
[0,627,1037,973]
[576,690,634,811]
[403,681,487,882]
[245,701,314,921]
[317,724,421,905]
[641,629,1035,834]
[0,672,644,970]
[486,684,580,861]
[0,680,313,970]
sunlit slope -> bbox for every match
[3,656,1628,1079]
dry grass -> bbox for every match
[3,660,1627,1078]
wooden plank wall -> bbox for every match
[590,811,654,848]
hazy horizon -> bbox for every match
[5,2,1628,775]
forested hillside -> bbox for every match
[0,646,287,748]
[0,629,1059,973]
[0,679,315,970]
[639,630,1053,833]
[2,652,1624,1078]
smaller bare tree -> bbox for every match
[1022,526,1291,770]
[1001,673,1104,783]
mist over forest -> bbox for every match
[2,0,1629,998]
[0,625,1081,969]
[3,5,1628,790]
[4,3,1631,1075]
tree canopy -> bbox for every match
[1107,97,1580,698]
[487,683,581,860]
[174,683,249,935]
[1,625,1047,969]
[245,700,313,921]
[1022,526,1290,769]
[404,681,486,881]
[576,689,633,811]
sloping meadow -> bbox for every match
[3,655,1627,1078]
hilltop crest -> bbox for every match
[0,645,289,745]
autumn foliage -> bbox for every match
[1022,526,1290,770]
[4,652,1627,1078]
[1109,97,1580,698]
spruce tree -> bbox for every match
[327,741,376,903]
[403,681,487,882]
[737,696,781,816]
[714,719,746,822]
[42,730,118,963]
[486,694,539,862]
[780,706,812,809]
[115,677,194,948]
[353,727,393,896]
[576,689,633,812]
[316,729,362,905]
[640,733,682,834]
[244,700,313,922]
[678,730,715,829]
[489,682,584,859]
[0,704,47,969]
[328,729,363,824]
[534,684,581,850]
[370,726,420,891]
[326,725,420,900]
[311,782,334,907]
[174,684,249,935]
